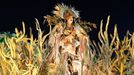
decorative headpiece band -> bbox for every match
[52,3,80,19]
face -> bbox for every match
[67,16,73,26]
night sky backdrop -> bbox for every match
[0,0,134,40]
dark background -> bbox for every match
[0,0,134,40]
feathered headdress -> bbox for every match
[52,3,79,19]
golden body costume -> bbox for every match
[45,3,95,75]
